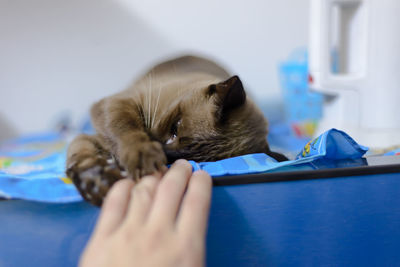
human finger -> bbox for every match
[92,178,135,238]
[123,173,161,226]
[148,159,192,226]
[177,170,212,237]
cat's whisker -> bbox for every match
[152,86,162,129]
[148,73,152,129]
[132,92,143,124]
[146,72,153,129]
[141,79,148,128]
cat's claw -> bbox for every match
[66,156,127,206]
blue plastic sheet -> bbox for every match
[0,129,368,203]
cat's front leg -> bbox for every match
[96,97,167,180]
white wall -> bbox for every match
[0,0,309,138]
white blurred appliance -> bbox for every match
[308,0,400,148]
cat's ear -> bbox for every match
[208,75,246,121]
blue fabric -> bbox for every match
[0,133,80,202]
[0,129,368,203]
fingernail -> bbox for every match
[174,159,189,166]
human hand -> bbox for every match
[79,159,212,267]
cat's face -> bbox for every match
[149,76,269,163]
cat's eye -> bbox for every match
[166,119,181,145]
[166,135,176,145]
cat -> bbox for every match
[66,55,287,206]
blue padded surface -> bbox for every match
[1,172,400,267]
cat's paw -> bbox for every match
[119,141,167,179]
[66,155,127,206]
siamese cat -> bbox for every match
[66,55,287,206]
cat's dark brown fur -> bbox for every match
[66,55,287,206]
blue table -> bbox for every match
[1,172,400,266]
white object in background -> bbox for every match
[308,0,400,148]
